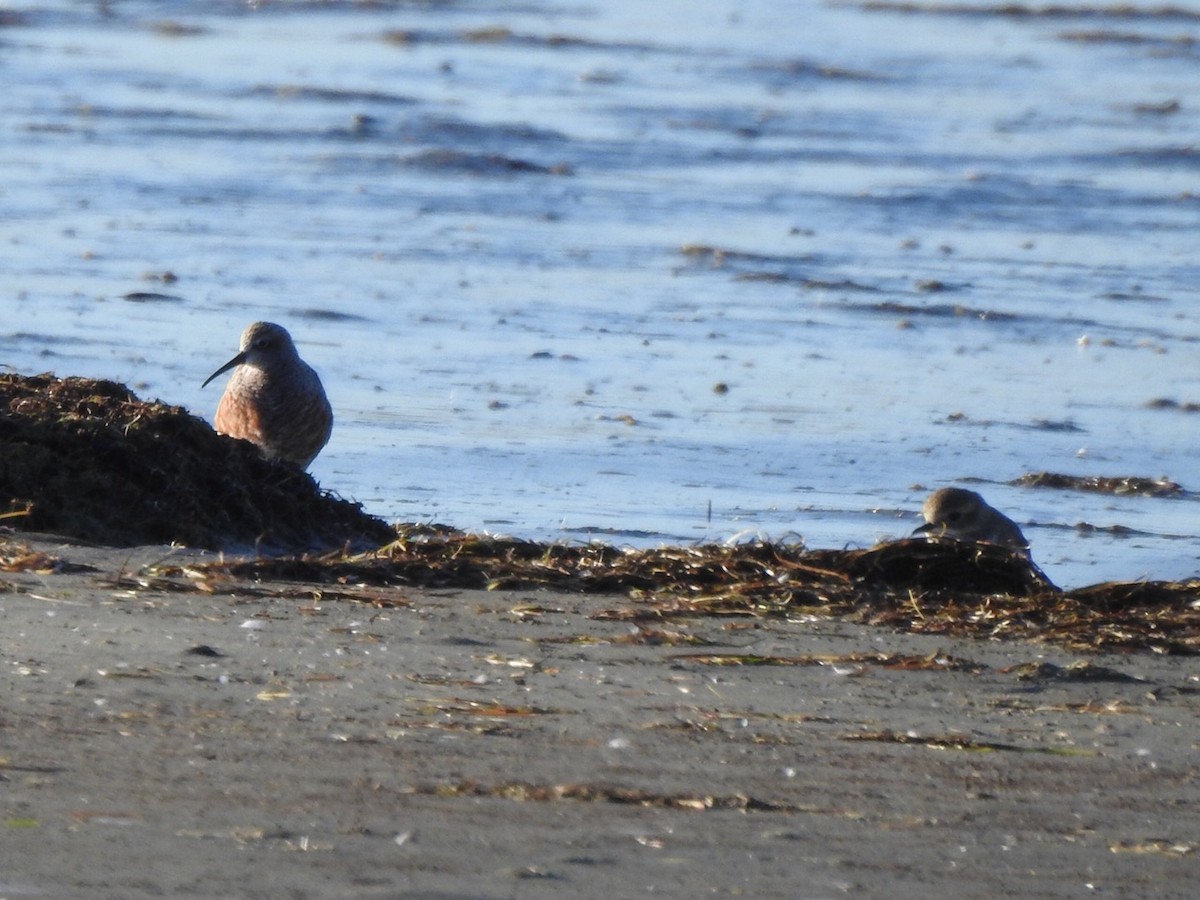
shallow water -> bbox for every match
[2,0,1200,586]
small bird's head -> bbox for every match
[202,321,297,387]
[912,486,1030,556]
[916,487,984,533]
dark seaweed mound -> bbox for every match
[0,373,394,550]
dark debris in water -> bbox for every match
[1147,397,1200,413]
[122,291,184,303]
[860,300,1016,321]
[1025,419,1085,433]
[380,25,665,54]
[295,307,372,323]
[749,58,884,83]
[680,243,865,288]
[399,148,571,176]
[1014,471,1183,497]
[939,414,1086,433]
[1060,31,1196,56]
[858,2,1200,21]
[0,373,393,551]
[165,529,1199,654]
[679,244,814,268]
[149,20,208,38]
[249,84,417,106]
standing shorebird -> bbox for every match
[202,321,333,469]
[914,487,1030,556]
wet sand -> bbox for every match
[1,534,1197,898]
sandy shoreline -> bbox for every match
[1,534,1197,898]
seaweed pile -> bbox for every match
[190,527,1199,654]
[0,373,393,550]
[1013,471,1182,497]
[3,372,1198,654]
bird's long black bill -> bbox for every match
[202,352,247,388]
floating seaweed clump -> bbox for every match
[0,372,393,550]
[1014,471,1183,496]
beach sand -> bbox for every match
[1,533,1197,898]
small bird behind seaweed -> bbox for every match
[914,487,1029,556]
[202,321,332,469]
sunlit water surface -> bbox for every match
[3,0,1200,587]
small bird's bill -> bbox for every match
[202,351,248,388]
